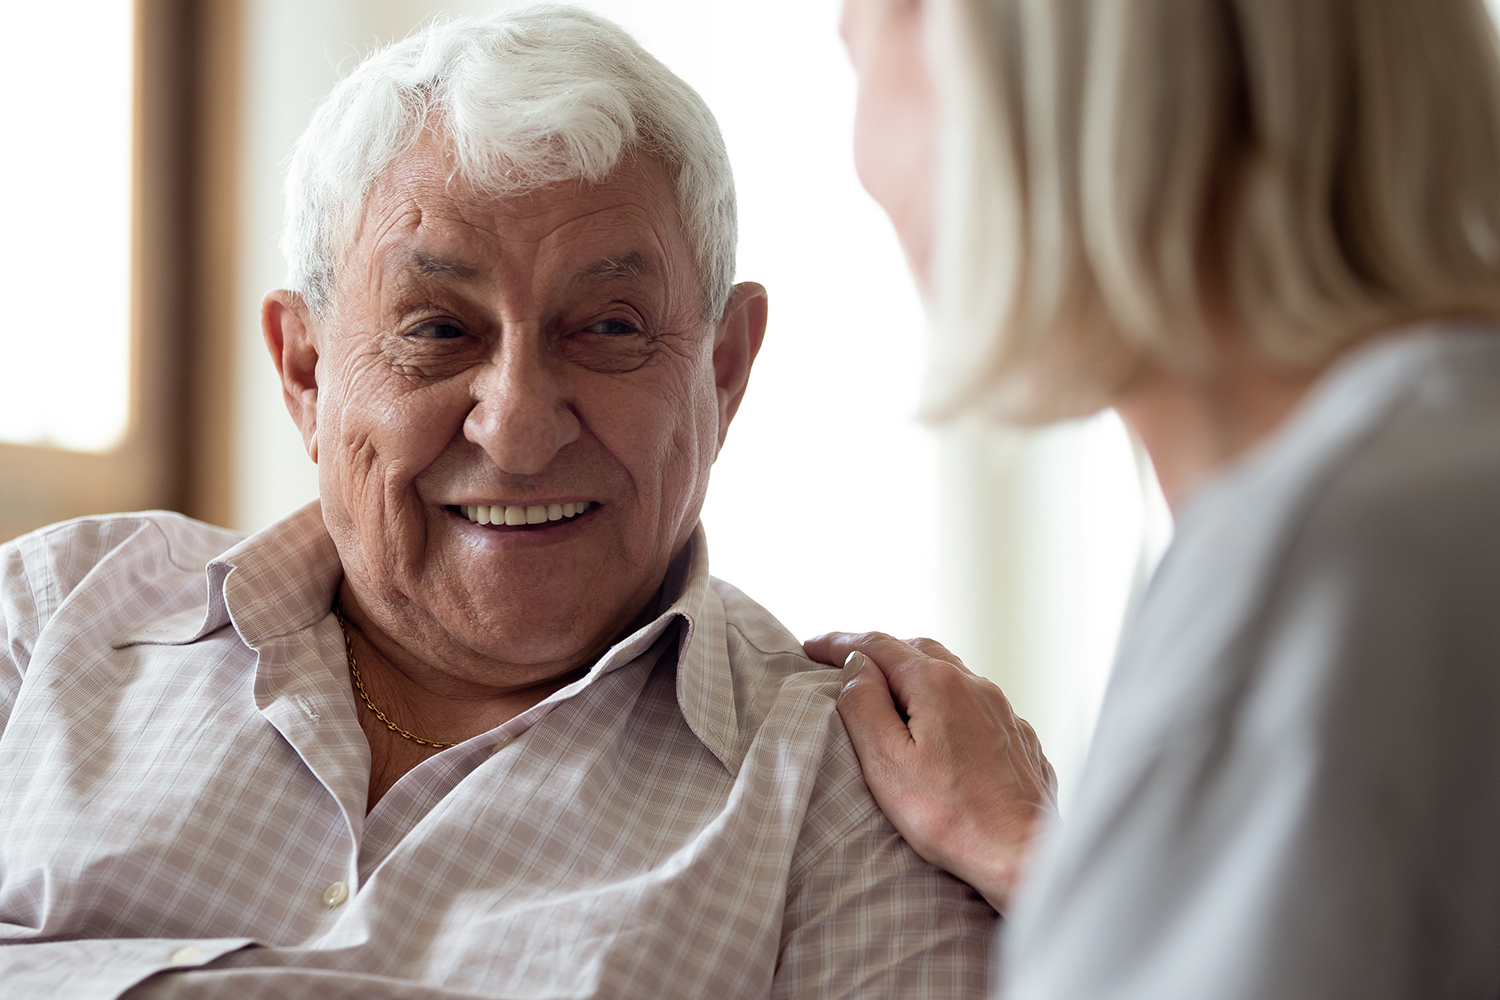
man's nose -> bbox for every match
[464,333,580,475]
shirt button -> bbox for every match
[169,945,202,966]
[491,736,516,754]
[322,881,349,908]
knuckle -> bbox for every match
[908,636,967,665]
[926,660,969,694]
[974,675,1015,710]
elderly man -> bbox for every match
[0,8,992,999]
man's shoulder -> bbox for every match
[709,576,806,656]
[708,575,841,707]
[707,575,882,833]
[5,511,245,611]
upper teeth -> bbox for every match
[462,502,593,526]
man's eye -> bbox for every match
[585,319,639,337]
[412,321,465,340]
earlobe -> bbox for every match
[712,282,769,452]
[261,290,322,462]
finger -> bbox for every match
[805,631,927,682]
[808,631,985,721]
[835,657,913,775]
[904,636,974,674]
[803,632,859,667]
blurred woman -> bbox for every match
[809,0,1500,995]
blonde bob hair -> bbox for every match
[926,0,1500,422]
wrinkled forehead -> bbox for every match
[333,137,701,307]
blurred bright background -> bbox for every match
[0,1,134,451]
[0,0,1182,805]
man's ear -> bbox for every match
[712,281,769,454]
[262,290,321,463]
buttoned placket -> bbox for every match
[245,616,370,915]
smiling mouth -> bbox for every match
[452,501,596,529]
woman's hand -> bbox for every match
[804,631,1057,915]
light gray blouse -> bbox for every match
[1004,325,1500,999]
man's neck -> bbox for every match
[342,540,697,811]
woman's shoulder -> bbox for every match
[1178,326,1500,625]
[1295,329,1500,587]
[1103,329,1500,759]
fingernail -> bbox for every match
[840,650,866,686]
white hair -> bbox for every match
[281,5,737,320]
[925,0,1500,423]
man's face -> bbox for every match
[265,139,764,688]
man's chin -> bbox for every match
[434,597,642,676]
[414,536,667,677]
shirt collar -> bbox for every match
[655,524,747,775]
[116,501,747,775]
[219,502,343,647]
[110,502,334,649]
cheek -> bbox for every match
[320,364,468,508]
[588,361,717,524]
[850,20,938,282]
[661,359,722,523]
[852,77,906,210]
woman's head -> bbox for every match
[846,0,1500,423]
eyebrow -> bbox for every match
[406,250,480,280]
[397,248,659,289]
[578,251,656,286]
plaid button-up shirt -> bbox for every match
[0,504,994,998]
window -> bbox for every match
[0,0,218,542]
[0,2,134,453]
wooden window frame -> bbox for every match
[0,0,241,542]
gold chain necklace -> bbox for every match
[334,604,457,749]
